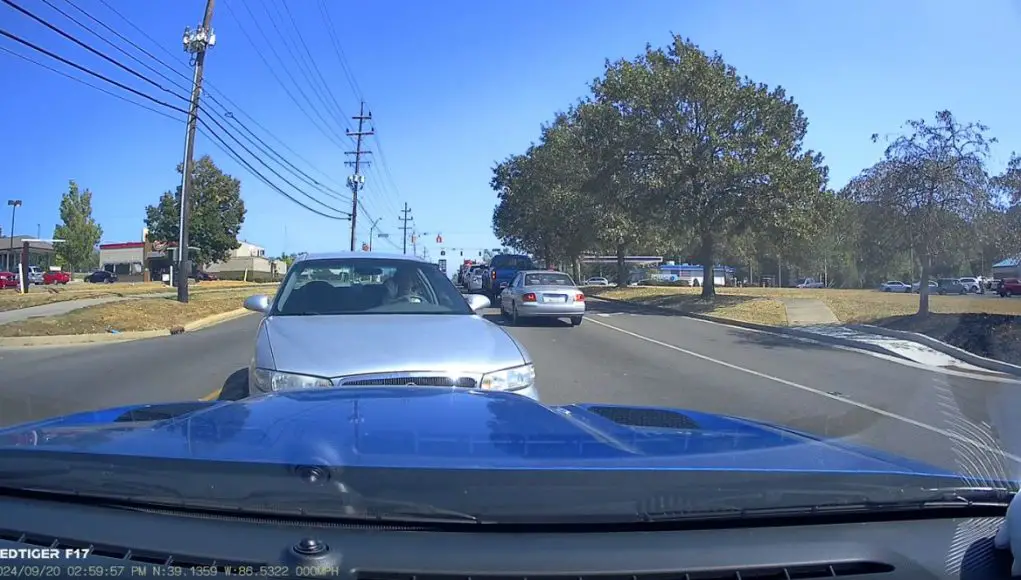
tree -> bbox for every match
[144,155,245,266]
[52,180,103,273]
[592,36,830,299]
[858,111,993,315]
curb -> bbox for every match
[0,308,256,348]
[587,295,917,363]
[856,323,1021,378]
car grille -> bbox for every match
[336,373,479,389]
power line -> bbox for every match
[44,0,351,204]
[345,103,374,251]
[0,25,348,220]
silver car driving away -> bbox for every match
[242,252,539,400]
[499,270,586,326]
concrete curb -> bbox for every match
[856,323,1021,378]
[0,308,256,348]
[587,295,916,363]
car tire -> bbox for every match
[571,316,583,327]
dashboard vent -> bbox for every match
[0,528,262,573]
[358,561,894,580]
[587,406,701,430]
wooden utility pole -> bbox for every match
[345,103,374,251]
[399,203,412,255]
[176,0,216,303]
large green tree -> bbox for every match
[144,155,245,266]
[52,180,103,272]
[852,111,993,315]
[592,36,830,298]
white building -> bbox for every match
[205,241,286,281]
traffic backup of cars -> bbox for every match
[241,252,540,400]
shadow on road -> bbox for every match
[722,327,832,351]
[219,368,250,401]
[481,310,572,328]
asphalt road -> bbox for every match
[3,299,1021,479]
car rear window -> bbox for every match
[490,255,534,270]
[525,273,574,286]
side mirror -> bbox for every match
[465,294,490,313]
[243,294,271,313]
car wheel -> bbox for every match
[571,316,583,327]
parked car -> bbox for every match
[192,270,217,282]
[84,270,117,283]
[999,278,1021,297]
[24,265,44,285]
[912,280,937,293]
[0,271,17,289]
[957,277,983,293]
[241,252,539,401]
[42,270,71,285]
[584,277,610,286]
[499,270,586,327]
[935,278,967,295]
[879,281,911,293]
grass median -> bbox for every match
[587,285,1021,365]
[0,280,274,312]
[0,288,276,337]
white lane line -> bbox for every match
[588,299,1021,384]
[585,316,1021,464]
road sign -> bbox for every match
[438,259,447,272]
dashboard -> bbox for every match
[0,495,1014,579]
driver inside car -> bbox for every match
[383,267,424,304]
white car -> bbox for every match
[585,277,610,286]
[880,281,912,293]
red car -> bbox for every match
[0,272,17,289]
[43,270,71,285]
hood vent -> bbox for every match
[358,561,894,580]
[0,528,261,573]
[588,406,701,430]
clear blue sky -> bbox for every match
[2,0,1019,264]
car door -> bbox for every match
[503,273,522,311]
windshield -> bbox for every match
[273,258,472,315]
[5,0,1021,533]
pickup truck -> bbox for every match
[482,254,534,301]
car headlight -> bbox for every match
[479,363,535,392]
[252,368,333,392]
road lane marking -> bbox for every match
[585,316,1021,464]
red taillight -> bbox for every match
[575,293,585,301]
[522,292,537,302]
[491,270,497,280]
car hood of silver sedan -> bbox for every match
[262,313,528,378]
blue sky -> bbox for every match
[1,0,1019,265]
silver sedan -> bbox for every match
[499,270,586,326]
[242,252,539,401]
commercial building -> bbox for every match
[98,238,286,283]
[0,236,57,272]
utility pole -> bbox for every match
[345,102,374,251]
[398,203,412,255]
[368,218,381,251]
[176,0,217,304]
[7,200,21,272]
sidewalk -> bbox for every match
[779,297,839,325]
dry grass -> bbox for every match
[0,280,273,312]
[586,285,1021,326]
[0,288,275,337]
[587,286,788,326]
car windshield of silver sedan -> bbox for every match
[273,258,473,316]
[524,272,574,286]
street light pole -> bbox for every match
[7,199,21,272]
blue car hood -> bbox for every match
[0,388,949,475]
